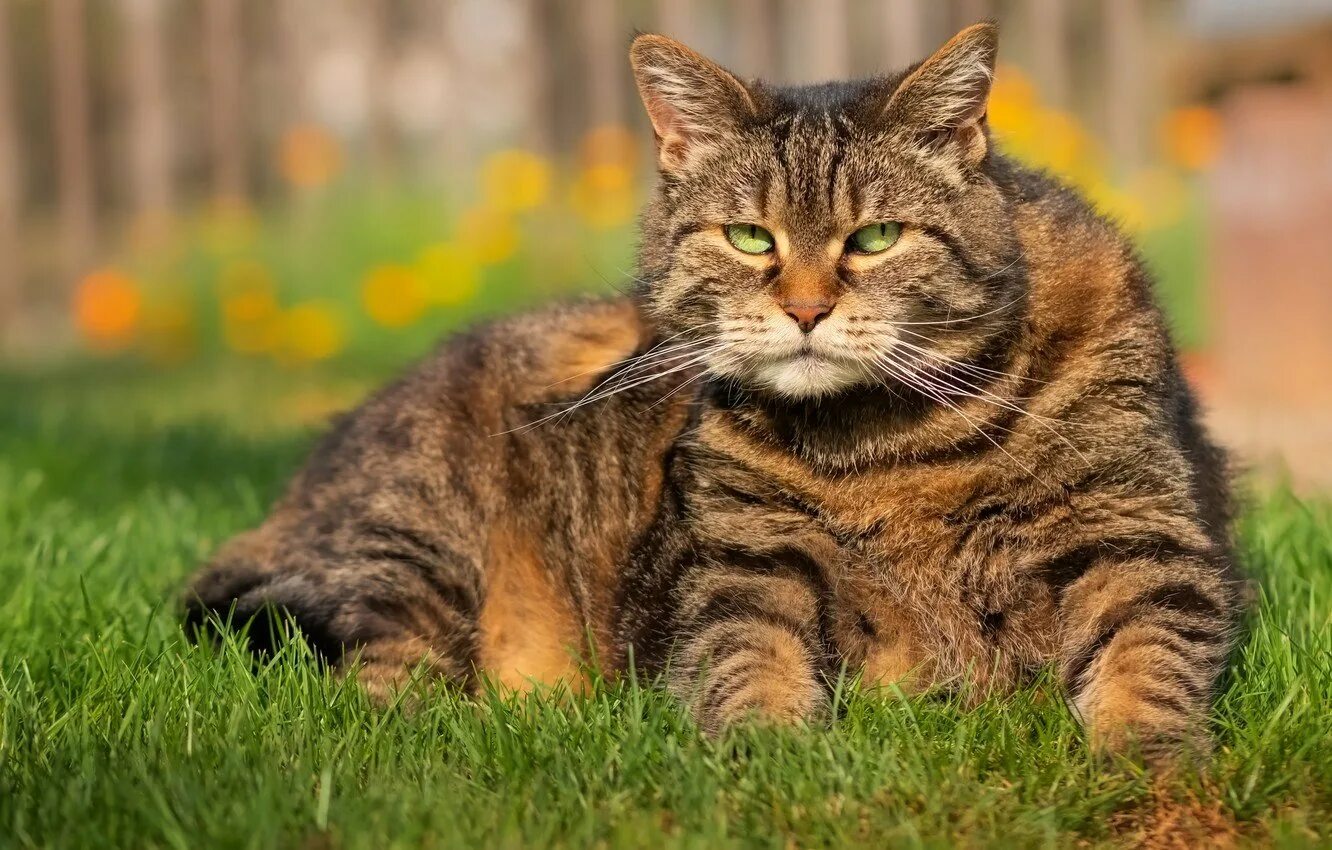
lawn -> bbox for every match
[0,355,1329,850]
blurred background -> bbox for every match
[0,0,1329,488]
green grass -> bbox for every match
[1,359,1329,849]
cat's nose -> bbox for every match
[782,301,835,333]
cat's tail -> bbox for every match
[182,543,345,663]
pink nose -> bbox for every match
[782,301,834,333]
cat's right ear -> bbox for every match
[630,34,756,172]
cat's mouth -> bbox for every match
[729,345,871,398]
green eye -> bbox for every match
[724,223,775,255]
[847,222,901,254]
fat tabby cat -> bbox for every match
[186,23,1240,762]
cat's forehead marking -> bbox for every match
[758,109,855,245]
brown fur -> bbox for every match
[478,524,587,692]
[185,24,1240,765]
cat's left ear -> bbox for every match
[884,22,998,166]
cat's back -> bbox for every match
[188,297,697,683]
[282,297,667,509]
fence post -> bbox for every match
[1027,0,1069,108]
[124,0,174,229]
[732,0,776,79]
[654,0,696,43]
[580,0,624,128]
[957,0,992,26]
[49,0,96,282]
[796,0,849,81]
[883,0,926,70]
[0,0,20,338]
[364,0,397,186]
[1103,0,1145,172]
[518,0,554,155]
[204,0,246,207]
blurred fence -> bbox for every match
[0,0,1183,340]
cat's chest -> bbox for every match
[707,457,1058,690]
[820,503,1057,692]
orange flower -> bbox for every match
[569,163,637,230]
[579,125,638,171]
[1161,105,1222,171]
[278,124,344,189]
[73,269,142,350]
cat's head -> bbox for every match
[630,23,1025,401]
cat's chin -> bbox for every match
[747,355,867,400]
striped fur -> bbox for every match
[185,24,1240,764]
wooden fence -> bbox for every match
[0,0,1167,336]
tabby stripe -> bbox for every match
[1138,687,1191,717]
[1042,534,1208,592]
[690,598,813,642]
[708,544,827,588]
[357,523,453,564]
[919,225,984,282]
[356,548,479,617]
[1063,581,1228,694]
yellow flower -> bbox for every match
[279,301,346,363]
[1161,105,1222,171]
[216,259,275,298]
[569,163,637,230]
[415,242,480,306]
[481,149,552,213]
[139,297,196,364]
[278,123,344,189]
[73,269,141,351]
[1033,111,1095,177]
[456,207,520,265]
[987,65,1039,142]
[579,124,638,171]
[1123,167,1188,232]
[222,287,281,355]
[199,201,258,257]
[362,264,428,327]
[1086,182,1148,232]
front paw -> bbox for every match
[1076,683,1212,769]
[687,672,829,735]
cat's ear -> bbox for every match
[884,22,998,166]
[630,34,757,172]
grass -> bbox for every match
[1,350,1330,849]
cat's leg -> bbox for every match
[1055,546,1236,762]
[668,554,828,734]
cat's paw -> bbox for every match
[692,677,829,736]
[1082,703,1212,771]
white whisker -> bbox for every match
[872,348,1050,486]
[891,328,1049,386]
[887,292,1025,327]
[887,340,1092,466]
[493,347,722,436]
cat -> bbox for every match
[186,23,1240,763]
